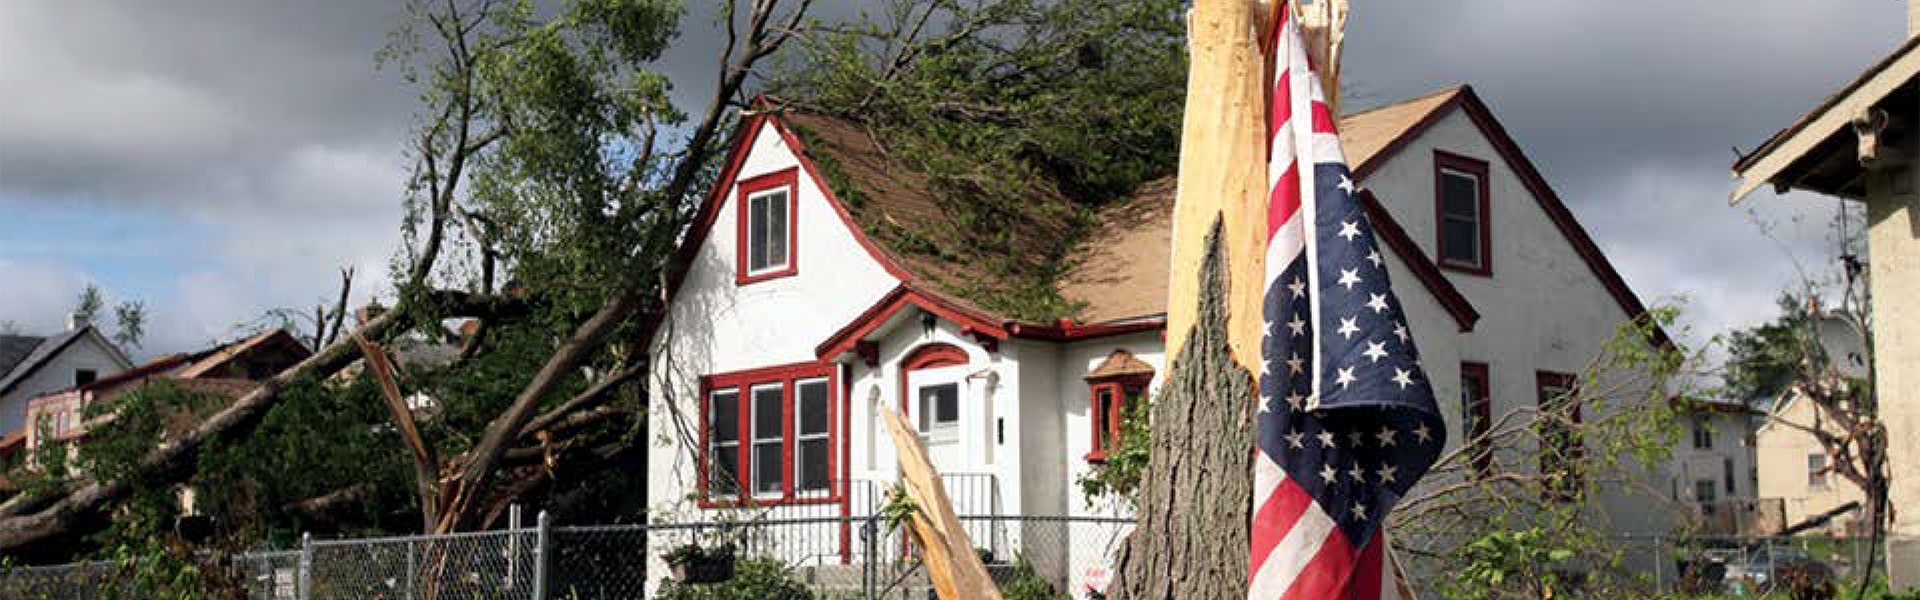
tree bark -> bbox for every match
[1108,222,1255,599]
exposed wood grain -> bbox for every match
[878,398,1002,599]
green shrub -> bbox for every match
[999,555,1068,600]
[655,558,813,600]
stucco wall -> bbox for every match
[645,119,902,517]
[1359,108,1676,536]
[1866,149,1920,589]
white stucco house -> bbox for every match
[642,85,1678,593]
[1669,398,1764,536]
[0,319,134,440]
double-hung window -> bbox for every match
[1807,452,1830,491]
[1459,362,1493,476]
[1692,418,1713,449]
[735,169,799,284]
[1434,151,1491,275]
[748,383,785,499]
[700,362,836,505]
[794,378,831,496]
[706,389,741,499]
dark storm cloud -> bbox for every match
[1339,0,1904,342]
[0,0,1904,351]
[0,0,417,212]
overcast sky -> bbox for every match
[0,0,1905,359]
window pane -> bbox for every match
[920,383,960,427]
[798,438,830,492]
[1724,457,1736,494]
[1095,389,1114,443]
[753,442,782,495]
[1441,219,1479,264]
[765,191,788,267]
[753,385,783,440]
[798,379,829,435]
[1441,172,1478,218]
[749,195,772,271]
[711,446,739,496]
[711,391,739,443]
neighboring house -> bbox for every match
[1750,312,1873,537]
[0,317,135,438]
[22,328,311,485]
[1728,5,1918,589]
[1755,390,1867,537]
[1669,397,1764,536]
[643,85,1675,593]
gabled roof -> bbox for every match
[669,86,1668,348]
[176,328,311,380]
[0,335,45,382]
[0,326,133,397]
[1731,36,1920,201]
[1340,85,1673,348]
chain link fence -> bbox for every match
[0,513,1134,599]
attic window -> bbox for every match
[1434,151,1491,275]
[736,168,799,285]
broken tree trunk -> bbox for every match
[1107,222,1256,599]
[877,398,1001,600]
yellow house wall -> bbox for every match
[1755,394,1868,533]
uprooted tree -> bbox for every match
[0,0,1201,561]
[0,0,817,555]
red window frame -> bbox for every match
[898,343,970,421]
[697,360,838,508]
[1433,150,1492,276]
[735,168,800,285]
[1536,370,1582,501]
[1459,362,1492,476]
[1084,376,1149,462]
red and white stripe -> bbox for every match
[1248,7,1395,600]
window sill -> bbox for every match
[736,266,798,286]
[1438,260,1492,277]
[1084,450,1108,464]
[696,494,842,509]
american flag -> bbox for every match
[1248,6,1446,600]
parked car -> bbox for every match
[1722,543,1834,595]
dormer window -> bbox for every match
[1084,350,1155,462]
[1434,151,1491,275]
[736,168,799,284]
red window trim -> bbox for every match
[898,343,970,423]
[1535,370,1582,501]
[1084,375,1150,463]
[734,168,800,286]
[1460,361,1492,476]
[696,360,838,508]
[1433,150,1492,276]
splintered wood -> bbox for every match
[878,400,1002,600]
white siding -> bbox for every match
[1,330,130,434]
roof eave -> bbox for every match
[1731,37,1920,204]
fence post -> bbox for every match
[532,510,550,600]
[298,532,312,600]
[405,538,417,600]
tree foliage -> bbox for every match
[771,0,1186,319]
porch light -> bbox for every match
[920,310,938,338]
